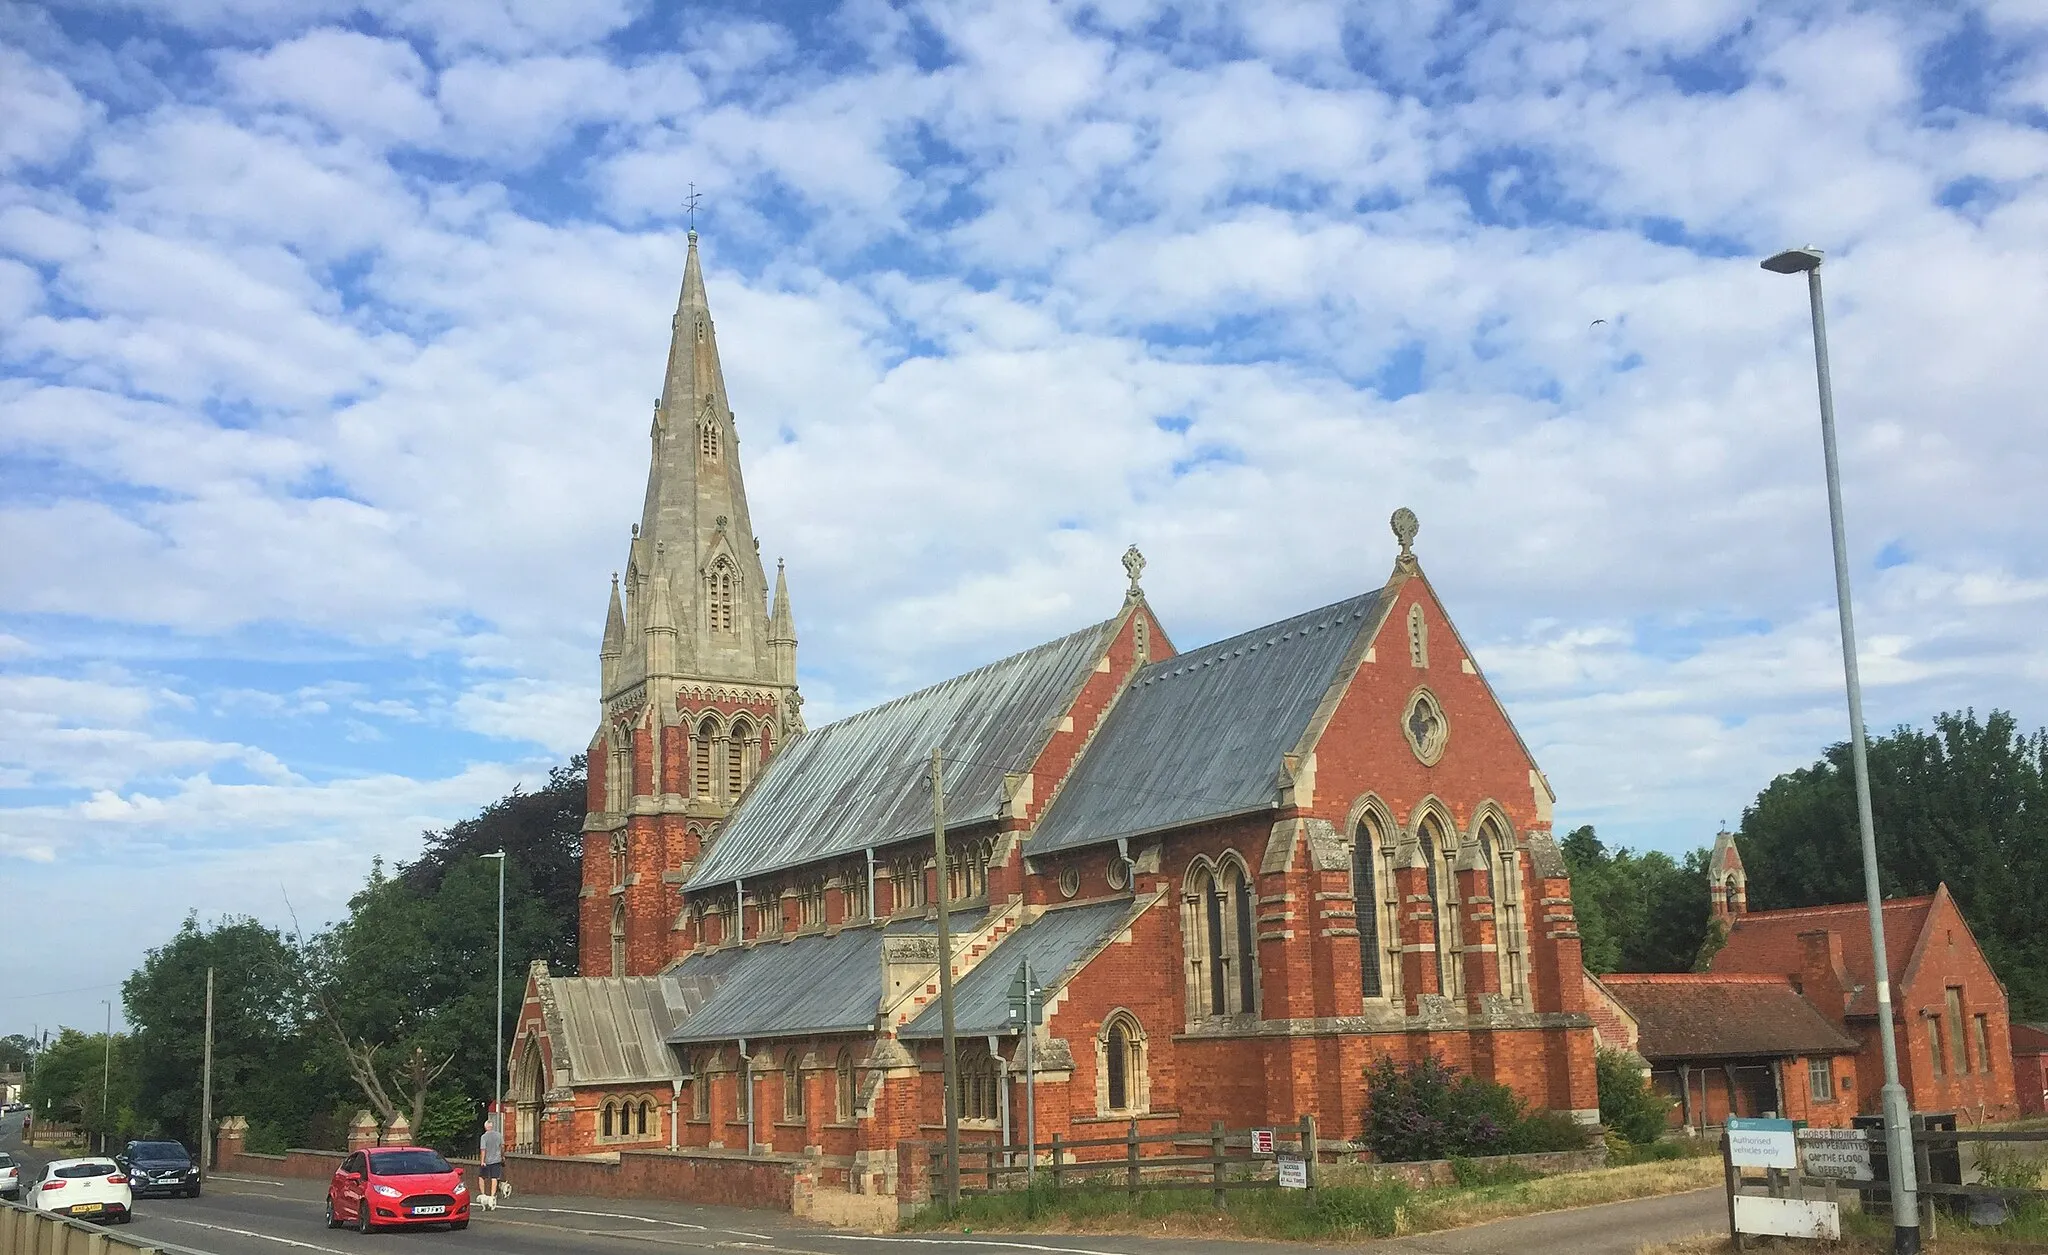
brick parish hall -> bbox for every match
[507,233,1599,1191]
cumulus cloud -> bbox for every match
[4,0,2047,1033]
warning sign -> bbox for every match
[1797,1128,1874,1181]
[1251,1128,1275,1155]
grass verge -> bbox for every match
[901,1154,1724,1243]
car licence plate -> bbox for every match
[76,1203,103,1214]
[411,1205,446,1216]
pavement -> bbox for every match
[3,1110,1723,1254]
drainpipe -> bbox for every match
[669,1078,681,1152]
[865,848,877,921]
[738,1038,754,1155]
[734,880,745,943]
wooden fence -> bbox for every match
[936,1115,1319,1206]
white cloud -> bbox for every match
[0,45,97,171]
[219,28,440,146]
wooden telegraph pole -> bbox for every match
[200,967,215,1180]
[930,749,962,1212]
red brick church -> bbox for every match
[507,234,1599,1184]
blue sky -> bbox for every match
[5,0,2047,1036]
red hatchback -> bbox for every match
[326,1146,470,1232]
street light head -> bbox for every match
[1762,246,1824,274]
[480,850,506,860]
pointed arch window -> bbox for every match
[701,417,720,461]
[1355,814,1392,1001]
[637,1099,652,1136]
[602,1101,616,1138]
[1419,816,1462,997]
[610,899,628,976]
[960,1041,1000,1122]
[1099,1013,1147,1115]
[707,558,736,633]
[835,1049,857,1123]
[690,1053,710,1121]
[782,1049,805,1121]
[1482,818,1527,1004]
[1182,858,1257,1020]
[692,715,718,797]
[609,831,628,888]
[727,716,754,797]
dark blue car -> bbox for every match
[118,1141,200,1198]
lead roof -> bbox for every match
[685,619,1117,890]
[1027,590,1383,856]
[899,900,1140,1039]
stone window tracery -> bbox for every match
[782,1049,805,1121]
[887,853,927,914]
[960,1041,1000,1122]
[797,879,826,930]
[707,558,736,632]
[1481,817,1527,1004]
[1182,856,1257,1020]
[609,831,628,888]
[690,1053,710,1120]
[835,1049,856,1123]
[692,715,719,797]
[701,417,719,460]
[1419,815,1461,995]
[727,716,755,797]
[946,834,993,903]
[610,899,627,977]
[1354,812,1400,1002]
[1403,689,1449,766]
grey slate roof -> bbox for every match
[900,900,1141,1039]
[551,976,687,1085]
[685,619,1117,890]
[665,919,941,1045]
[1028,591,1383,855]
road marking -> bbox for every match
[811,1237,1139,1255]
[146,1213,359,1254]
[207,1175,287,1189]
[502,1204,775,1241]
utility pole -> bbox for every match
[482,850,507,1142]
[201,968,215,1179]
[930,748,961,1213]
[1023,957,1037,1188]
[101,1000,112,1155]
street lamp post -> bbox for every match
[1762,246,1920,1254]
[100,1000,112,1155]
[482,851,507,1141]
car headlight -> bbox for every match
[372,1184,403,1198]
[452,1181,467,1195]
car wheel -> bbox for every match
[326,1197,342,1230]
[357,1200,373,1234]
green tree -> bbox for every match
[0,1034,37,1071]
[1561,826,1711,974]
[1595,1047,1672,1144]
[1738,710,2048,1019]
[122,914,331,1150]
[25,1027,139,1149]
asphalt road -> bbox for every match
[3,1110,1722,1255]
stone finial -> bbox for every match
[1122,544,1146,601]
[1391,507,1420,570]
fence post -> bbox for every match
[1300,1113,1319,1195]
[1722,1130,1744,1252]
[1211,1120,1227,1209]
[1050,1134,1063,1192]
[1127,1117,1140,1202]
[1912,1121,1937,1243]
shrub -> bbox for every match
[1595,1048,1671,1144]
[1363,1054,1590,1162]
[1311,1182,1410,1235]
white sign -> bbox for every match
[1276,1156,1308,1189]
[1251,1128,1275,1155]
[1726,1117,1797,1170]
[1797,1128,1873,1181]
[1734,1195,1840,1239]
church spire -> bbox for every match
[600,573,625,692]
[769,559,797,687]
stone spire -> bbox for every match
[1709,828,1747,920]
[609,230,782,698]
[769,559,797,687]
[600,573,625,692]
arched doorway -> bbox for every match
[510,1039,544,1154]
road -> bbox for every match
[3,1110,1722,1255]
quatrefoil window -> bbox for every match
[1403,688,1448,766]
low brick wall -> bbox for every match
[506,1150,816,1214]
[219,1148,347,1181]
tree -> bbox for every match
[1561,826,1711,974]
[1738,710,2048,1019]
[122,914,325,1149]
[0,1034,37,1072]
[25,1027,138,1148]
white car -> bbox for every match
[32,1157,133,1223]
[0,1151,20,1200]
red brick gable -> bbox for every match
[2015,1023,2048,1054]
[1710,895,1935,1017]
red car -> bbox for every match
[326,1146,470,1232]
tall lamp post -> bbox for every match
[1762,246,1920,1254]
[100,1000,112,1155]
[481,851,507,1141]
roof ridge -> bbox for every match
[1127,591,1379,689]
[1599,971,1792,984]
[1735,895,1935,920]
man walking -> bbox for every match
[478,1112,504,1207]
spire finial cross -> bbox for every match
[683,182,703,234]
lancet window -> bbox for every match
[1182,856,1257,1020]
[1353,812,1400,1002]
[707,558,736,632]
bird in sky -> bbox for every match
[1590,318,1607,326]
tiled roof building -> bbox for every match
[507,238,1599,1183]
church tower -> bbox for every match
[1709,828,1748,921]
[581,231,803,977]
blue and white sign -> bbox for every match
[1726,1117,1798,1170]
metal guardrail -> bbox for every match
[0,1199,165,1255]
